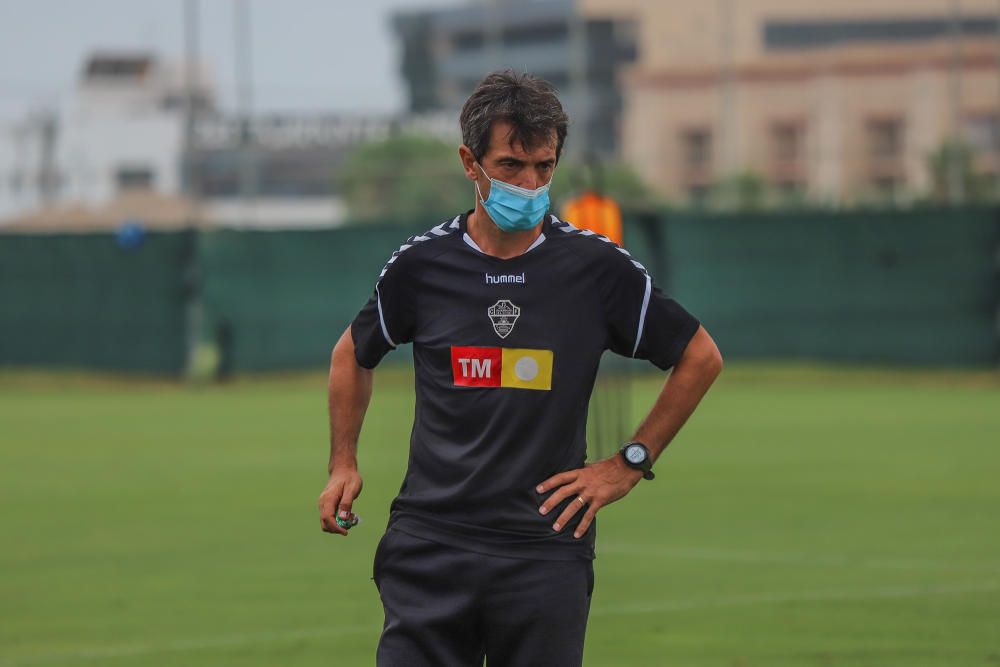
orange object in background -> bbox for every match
[560,191,624,246]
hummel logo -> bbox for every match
[485,272,526,285]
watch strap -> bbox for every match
[620,441,655,480]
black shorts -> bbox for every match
[373,527,595,667]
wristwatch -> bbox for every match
[619,441,655,480]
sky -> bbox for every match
[0,0,464,119]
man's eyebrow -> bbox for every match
[495,156,556,166]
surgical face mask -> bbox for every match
[476,164,552,233]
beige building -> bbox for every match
[582,0,1000,204]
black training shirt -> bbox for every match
[351,212,700,560]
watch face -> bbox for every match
[625,444,646,464]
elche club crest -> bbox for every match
[488,299,520,339]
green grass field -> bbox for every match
[1,364,998,667]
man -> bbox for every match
[318,71,722,667]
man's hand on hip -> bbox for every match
[536,456,643,539]
[318,468,363,536]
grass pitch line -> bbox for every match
[600,543,1000,574]
[591,581,1000,617]
[1,624,372,667]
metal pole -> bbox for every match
[183,0,203,378]
[37,113,58,206]
[717,0,736,209]
[995,0,1000,199]
[183,0,200,204]
[948,0,965,205]
[568,1,588,160]
[485,0,503,72]
[235,0,256,224]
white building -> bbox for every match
[0,53,209,226]
[0,53,424,231]
[58,54,199,205]
[0,111,58,219]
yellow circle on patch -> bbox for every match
[514,356,539,382]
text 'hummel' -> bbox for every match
[485,272,526,285]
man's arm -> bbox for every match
[537,325,723,538]
[318,325,373,536]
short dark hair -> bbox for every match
[460,70,569,162]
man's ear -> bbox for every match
[458,145,478,181]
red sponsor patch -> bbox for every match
[451,346,502,387]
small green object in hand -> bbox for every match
[336,514,360,530]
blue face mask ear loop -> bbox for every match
[475,163,491,208]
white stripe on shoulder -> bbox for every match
[375,284,396,349]
[374,215,461,345]
[549,214,577,232]
[550,214,653,355]
[551,214,615,242]
[632,274,652,358]
[376,215,461,284]
[550,214,649,275]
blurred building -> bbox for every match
[0,111,59,219]
[186,114,391,228]
[0,53,206,223]
[392,0,638,158]
[582,0,1000,204]
[0,53,205,228]
[0,53,410,230]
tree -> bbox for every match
[550,160,663,213]
[926,140,994,204]
[340,136,664,222]
[709,170,768,211]
[339,134,470,224]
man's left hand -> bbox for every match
[536,456,644,539]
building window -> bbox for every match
[681,128,712,206]
[681,128,712,170]
[765,16,1000,50]
[872,175,900,202]
[866,118,905,197]
[771,121,803,164]
[770,120,807,197]
[502,23,567,47]
[867,118,904,162]
[963,114,1000,155]
[116,166,155,191]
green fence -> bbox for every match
[199,224,426,372]
[0,231,195,374]
[2,208,997,374]
[647,208,999,366]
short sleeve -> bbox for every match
[601,247,700,370]
[351,253,416,369]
